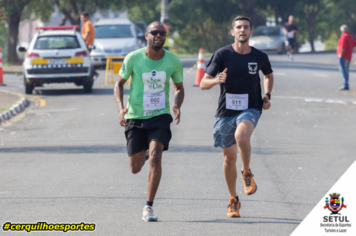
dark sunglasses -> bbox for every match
[148,30,167,36]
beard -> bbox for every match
[148,38,164,51]
[237,34,250,43]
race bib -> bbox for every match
[226,93,248,110]
[287,32,294,39]
[143,91,165,111]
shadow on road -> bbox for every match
[0,144,291,155]
[32,88,129,96]
[271,60,356,73]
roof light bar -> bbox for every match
[35,26,79,30]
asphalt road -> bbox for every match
[0,53,356,236]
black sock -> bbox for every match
[146,201,153,207]
[235,196,239,202]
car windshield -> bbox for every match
[252,27,280,37]
[95,25,134,38]
[34,36,80,50]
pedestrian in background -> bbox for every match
[163,19,170,51]
[80,12,98,78]
[337,25,356,90]
[81,12,95,47]
[283,15,299,61]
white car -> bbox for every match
[249,26,286,54]
[90,18,142,67]
[19,26,94,94]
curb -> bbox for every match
[0,90,29,125]
[4,71,23,76]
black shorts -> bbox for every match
[287,39,297,50]
[124,114,173,156]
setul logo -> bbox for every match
[324,193,347,215]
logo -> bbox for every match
[248,62,258,74]
[121,62,125,71]
[324,193,347,215]
[252,118,256,123]
[146,77,162,90]
[152,70,156,76]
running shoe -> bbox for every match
[142,206,157,222]
[227,197,241,218]
[241,169,257,195]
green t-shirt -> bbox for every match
[119,48,183,119]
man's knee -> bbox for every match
[149,143,163,167]
[224,155,236,166]
[235,135,250,148]
[130,164,142,174]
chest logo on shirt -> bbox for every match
[248,62,258,74]
[142,70,166,93]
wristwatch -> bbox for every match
[265,93,271,100]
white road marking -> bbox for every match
[313,73,329,77]
[274,95,356,105]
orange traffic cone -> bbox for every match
[193,48,205,87]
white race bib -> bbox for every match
[226,93,248,110]
[287,32,294,39]
[143,91,166,111]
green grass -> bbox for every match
[0,106,10,113]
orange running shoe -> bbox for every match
[227,197,241,218]
[241,169,257,195]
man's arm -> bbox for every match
[83,32,90,41]
[114,75,128,126]
[172,82,185,124]
[339,48,345,58]
[200,68,227,90]
[263,73,274,110]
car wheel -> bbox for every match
[83,79,93,93]
[24,77,34,94]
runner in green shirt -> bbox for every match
[114,21,185,222]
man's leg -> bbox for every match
[142,140,164,222]
[222,145,238,198]
[235,120,257,195]
[222,145,241,218]
[235,120,255,172]
[147,140,164,202]
[129,149,146,174]
[339,58,349,89]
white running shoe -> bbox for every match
[142,206,158,222]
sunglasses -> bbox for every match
[148,30,167,36]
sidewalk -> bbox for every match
[3,65,22,75]
[0,90,28,124]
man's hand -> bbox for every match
[119,108,128,127]
[216,68,228,85]
[262,95,271,110]
[172,104,181,125]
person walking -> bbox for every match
[80,12,98,78]
[162,19,170,51]
[283,15,299,61]
[337,24,356,90]
[200,16,274,218]
[114,21,185,222]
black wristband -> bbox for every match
[265,93,271,100]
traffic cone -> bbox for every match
[0,48,4,86]
[193,48,205,87]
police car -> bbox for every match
[19,26,94,94]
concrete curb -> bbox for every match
[0,90,29,124]
[4,71,23,76]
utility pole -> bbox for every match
[160,0,169,23]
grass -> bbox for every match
[0,106,10,113]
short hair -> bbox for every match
[146,21,165,32]
[340,24,348,32]
[81,12,89,17]
[232,16,252,30]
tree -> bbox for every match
[0,0,32,63]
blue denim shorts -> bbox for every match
[213,108,261,148]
